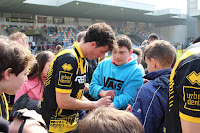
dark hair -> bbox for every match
[0,39,33,81]
[116,34,132,51]
[77,31,86,42]
[148,33,158,41]
[54,45,63,55]
[144,40,176,67]
[28,51,54,92]
[84,22,116,52]
[132,48,142,56]
[78,107,144,133]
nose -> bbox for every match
[116,53,120,59]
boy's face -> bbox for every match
[145,57,154,73]
[112,46,131,66]
[7,66,29,95]
[88,44,109,60]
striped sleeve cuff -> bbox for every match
[55,87,72,94]
[179,112,200,123]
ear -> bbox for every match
[3,68,12,80]
[90,41,97,48]
[129,50,133,56]
[150,58,157,68]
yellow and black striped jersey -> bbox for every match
[41,42,87,132]
[0,93,9,121]
[4,93,15,113]
[164,43,200,133]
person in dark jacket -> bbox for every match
[130,40,176,133]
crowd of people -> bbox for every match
[0,22,200,133]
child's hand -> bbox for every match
[126,104,132,112]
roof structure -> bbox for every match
[0,0,186,23]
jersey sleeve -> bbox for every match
[175,57,200,123]
[54,55,78,94]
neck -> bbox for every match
[0,82,6,94]
[155,66,171,71]
[78,42,88,58]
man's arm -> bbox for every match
[56,92,111,110]
[181,118,200,133]
[81,95,90,101]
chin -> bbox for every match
[88,57,95,60]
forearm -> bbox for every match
[181,118,200,133]
[81,95,90,101]
[56,92,97,110]
[114,94,130,109]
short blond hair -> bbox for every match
[10,32,28,44]
[78,107,144,133]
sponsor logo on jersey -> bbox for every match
[58,71,72,86]
[183,86,200,111]
[62,63,73,71]
[186,71,200,85]
[75,75,86,84]
[104,77,124,90]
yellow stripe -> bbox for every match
[58,108,62,115]
[56,88,72,94]
[169,95,174,100]
[169,91,174,95]
[0,93,9,121]
[0,105,2,118]
[73,42,84,58]
[169,100,174,104]
[179,112,200,123]
[2,93,9,121]
[98,57,101,63]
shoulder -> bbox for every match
[138,82,157,96]
[53,50,78,67]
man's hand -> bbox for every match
[99,90,115,100]
[95,96,112,108]
[108,102,115,108]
